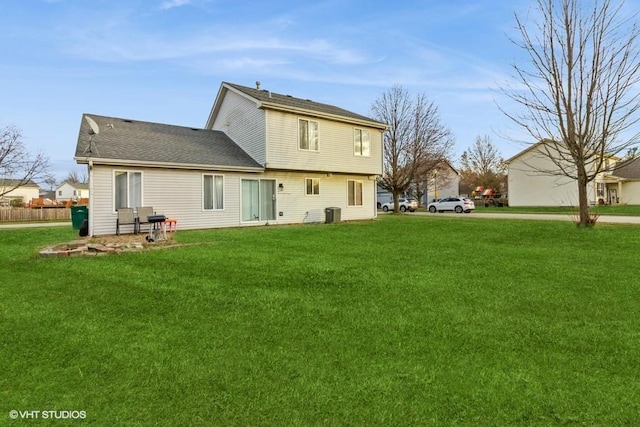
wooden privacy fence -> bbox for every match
[0,207,71,223]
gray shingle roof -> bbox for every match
[612,157,640,179]
[224,82,386,127]
[74,114,263,170]
[0,178,39,188]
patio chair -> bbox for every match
[136,206,155,235]
[116,208,136,235]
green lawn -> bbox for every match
[2,217,639,425]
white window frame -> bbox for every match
[299,118,319,151]
[203,174,225,210]
[305,178,320,196]
[347,180,363,206]
[354,128,370,157]
[113,170,142,212]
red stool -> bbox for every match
[164,218,177,232]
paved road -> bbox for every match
[408,211,640,224]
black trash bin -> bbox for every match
[70,205,89,230]
[325,207,341,223]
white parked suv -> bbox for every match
[381,198,418,212]
[427,197,475,213]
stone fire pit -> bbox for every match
[39,234,174,258]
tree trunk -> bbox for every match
[577,170,591,227]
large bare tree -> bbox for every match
[0,125,50,197]
[372,85,453,211]
[460,135,506,193]
[64,169,88,185]
[502,0,640,226]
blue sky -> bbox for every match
[2,0,637,182]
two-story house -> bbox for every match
[74,82,387,236]
[55,181,89,202]
[0,179,40,206]
[506,140,640,206]
[507,141,598,206]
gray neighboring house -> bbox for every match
[74,81,386,236]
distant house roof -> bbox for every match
[57,181,89,190]
[207,82,388,130]
[612,157,640,179]
[0,179,40,188]
[74,114,263,171]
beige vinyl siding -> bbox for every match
[265,110,382,175]
[621,181,640,204]
[90,166,245,235]
[508,150,596,207]
[269,172,377,223]
[0,186,39,203]
[209,90,266,165]
[89,165,376,235]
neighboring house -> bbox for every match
[376,186,393,208]
[74,82,387,236]
[376,160,460,207]
[0,179,40,206]
[55,181,89,201]
[427,160,460,203]
[507,142,599,206]
[599,157,640,204]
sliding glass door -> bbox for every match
[242,179,276,222]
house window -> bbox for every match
[354,129,370,157]
[348,180,363,206]
[203,174,224,210]
[58,190,62,196]
[114,171,142,210]
[299,119,319,151]
[306,178,320,195]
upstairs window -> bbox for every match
[354,129,370,157]
[306,178,320,196]
[299,119,319,151]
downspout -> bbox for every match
[88,160,94,236]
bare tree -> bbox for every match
[0,125,50,197]
[43,174,57,191]
[64,169,88,184]
[460,135,507,192]
[502,0,640,226]
[372,85,453,211]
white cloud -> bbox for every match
[159,0,191,10]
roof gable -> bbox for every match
[74,114,263,171]
[207,82,387,130]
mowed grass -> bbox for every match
[1,216,639,426]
